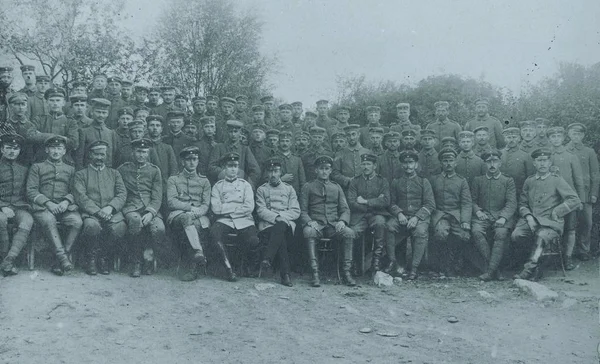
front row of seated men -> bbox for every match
[0,132,582,287]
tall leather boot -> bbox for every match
[215,241,236,281]
[0,228,30,276]
[342,238,356,286]
[371,229,385,272]
[306,238,320,287]
[45,224,73,272]
[383,234,397,273]
[563,230,576,270]
[87,248,98,276]
[184,226,206,265]
[130,238,142,278]
[480,239,505,282]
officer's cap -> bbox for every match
[546,126,564,137]
[343,124,360,133]
[531,148,552,159]
[128,119,147,130]
[297,131,310,140]
[473,125,489,134]
[458,131,475,139]
[279,130,293,140]
[265,157,282,170]
[331,132,346,141]
[434,101,449,109]
[314,155,333,167]
[148,87,161,94]
[278,104,292,111]
[519,120,536,129]
[266,129,280,136]
[0,66,13,74]
[385,131,401,140]
[251,104,265,112]
[304,111,318,118]
[36,75,51,82]
[502,127,520,135]
[441,137,458,147]
[291,101,302,107]
[8,93,28,104]
[368,127,384,135]
[309,126,326,135]
[106,76,122,84]
[221,96,236,105]
[360,153,377,163]
[131,138,153,150]
[438,147,458,161]
[402,129,417,138]
[69,94,87,104]
[45,135,68,147]
[174,94,187,101]
[44,88,66,100]
[315,99,329,106]
[399,150,419,162]
[220,152,240,165]
[118,106,134,117]
[167,110,186,120]
[199,116,215,125]
[481,149,502,161]
[88,140,109,152]
[146,114,163,123]
[180,146,200,160]
[567,123,586,133]
[226,120,244,129]
[420,129,436,138]
[90,98,111,109]
[235,95,248,102]
[396,102,410,109]
[366,106,381,113]
[260,95,274,103]
[20,65,35,72]
[0,134,24,147]
[192,96,206,104]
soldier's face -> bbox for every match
[133,148,150,164]
[253,111,265,121]
[136,90,148,103]
[361,160,375,175]
[315,164,332,180]
[90,149,107,167]
[459,138,473,151]
[202,123,216,137]
[568,130,584,144]
[305,115,316,125]
[183,156,199,172]
[9,101,28,117]
[396,108,410,121]
[296,137,309,149]
[147,120,163,138]
[337,111,349,123]
[129,128,145,140]
[521,127,536,141]
[46,145,66,161]
[292,105,303,117]
[310,134,324,145]
[267,167,282,184]
[36,80,50,93]
[236,101,247,111]
[475,103,488,116]
[485,156,501,174]
[174,99,187,110]
[135,110,150,121]
[169,118,184,133]
[505,134,520,147]
[148,92,160,104]
[1,144,21,160]
[193,102,206,114]
[221,104,234,115]
[367,112,380,124]
[117,114,133,128]
[386,138,401,151]
[263,101,274,111]
[93,108,109,123]
[251,129,265,142]
[107,81,122,95]
[536,124,548,137]
[316,105,328,116]
[280,109,292,122]
[402,136,416,149]
[347,130,359,145]
[332,138,346,151]
[121,85,133,98]
[402,159,418,175]
[475,131,489,145]
[224,162,239,179]
[206,101,217,111]
[228,127,242,142]
[0,72,12,88]
[183,124,198,138]
[533,156,551,174]
[370,134,383,147]
[162,90,175,103]
[92,77,107,90]
[22,70,35,85]
[266,135,279,148]
[549,133,564,147]
[73,86,87,95]
[421,136,436,150]
[47,96,65,112]
[435,107,449,120]
[279,138,292,151]
[441,157,457,172]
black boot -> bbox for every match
[281,274,293,287]
[342,238,356,286]
[215,241,237,282]
[306,238,320,287]
[131,261,142,278]
[98,256,110,275]
[86,249,98,276]
[0,256,17,276]
[0,228,30,277]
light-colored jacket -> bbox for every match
[256,181,300,232]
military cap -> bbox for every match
[473,125,489,134]
[567,123,587,133]
[7,93,28,104]
[0,66,13,73]
[161,85,175,91]
[360,153,378,163]
[297,131,310,140]
[206,95,218,102]
[385,131,402,140]
[88,140,109,151]
[438,147,458,160]
[401,129,417,137]
[316,99,329,105]
[279,130,293,140]
[502,127,520,135]
[337,106,350,113]
[183,118,198,127]
[519,120,536,129]
[535,117,550,125]
[314,155,334,167]
[343,124,360,133]
[128,119,147,130]
[148,87,161,94]
[192,96,206,104]
[36,75,51,82]
[458,130,475,139]
[399,149,419,162]
[304,111,318,118]
[420,129,436,138]
[251,104,265,112]
[441,136,458,147]
[291,101,302,107]
[0,134,24,147]
[331,131,346,141]
[260,95,274,103]
[264,157,283,170]
[142,113,160,122]
[396,102,410,109]
[531,147,552,159]
[135,85,149,93]
[235,95,248,102]
[167,110,186,120]
[131,138,153,150]
[226,120,244,129]
[480,149,502,161]
[199,116,215,125]
[434,101,449,109]
[278,104,292,111]
[120,79,133,86]
[368,127,385,134]
[91,98,111,109]
[44,88,65,100]
[309,126,326,135]
[106,76,122,84]
[474,97,489,106]
[546,126,564,137]
[45,135,68,147]
[134,105,150,114]
[221,96,236,105]
[71,80,87,89]
[249,123,267,132]
[174,94,187,101]
[20,65,35,72]
[179,146,200,160]
[118,106,134,117]
[220,152,240,164]
[366,106,381,113]
[266,129,280,136]
[93,73,107,80]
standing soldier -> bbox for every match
[88,74,107,101]
[294,130,311,157]
[534,118,550,147]
[300,155,356,287]
[121,80,134,105]
[162,110,195,164]
[464,98,505,149]
[18,65,36,97]
[360,106,386,147]
[27,136,82,275]
[470,150,517,281]
[74,140,127,276]
[261,95,277,128]
[376,131,404,186]
[256,157,301,287]
[105,76,127,129]
[27,75,51,121]
[455,130,485,187]
[519,120,538,154]
[0,67,14,125]
[426,101,461,142]
[315,99,335,130]
[215,96,236,142]
[182,118,199,140]
[154,86,176,124]
[145,87,161,114]
[302,126,333,182]
[275,130,306,195]
[500,127,534,199]
[5,93,50,165]
[303,110,318,131]
[566,123,600,260]
[115,109,133,153]
[390,103,420,135]
[205,95,218,116]
[250,104,267,126]
[265,129,280,150]
[76,99,119,170]
[512,148,581,281]
[118,138,165,278]
[166,146,211,281]
[347,153,390,274]
[331,132,347,159]
[0,134,34,276]
[132,85,149,110]
[174,94,188,113]
[194,116,218,177]
[248,124,272,172]
[386,150,435,279]
[328,106,351,136]
[291,101,303,129]
[418,129,441,179]
[473,126,493,158]
[368,127,385,156]
[189,97,207,129]
[401,129,418,151]
[235,95,250,124]
[145,115,178,188]
[332,124,370,190]
[68,94,92,129]
[276,104,299,136]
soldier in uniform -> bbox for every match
[189,97,207,129]
[464,98,505,149]
[120,80,134,105]
[390,103,420,135]
[519,120,537,154]
[332,124,370,190]
[275,130,306,195]
[145,87,161,114]
[210,152,260,281]
[265,128,280,150]
[134,105,150,122]
[146,115,178,188]
[256,157,301,287]
[386,150,435,279]
[418,129,441,179]
[294,130,311,156]
[473,126,493,158]
[291,101,303,129]
[534,118,550,147]
[166,146,211,281]
[276,104,299,136]
[347,153,390,273]
[88,74,107,101]
[73,140,127,275]
[248,123,273,172]
[27,75,51,121]
[235,95,250,124]
[376,131,404,186]
[18,65,36,97]
[429,147,472,276]
[261,95,277,128]
[68,94,92,129]
[174,94,188,113]
[205,95,218,116]
[215,96,236,142]
[303,110,318,131]
[500,127,534,198]
[105,76,127,129]
[118,138,165,277]
[0,66,14,125]
[426,101,461,142]
[315,99,335,130]
[331,132,347,159]
[27,135,82,275]
[4,93,50,165]
[76,99,118,170]
[154,86,176,124]
[512,148,581,281]
[132,85,149,109]
[163,110,195,164]
[565,123,600,260]
[401,129,418,151]
[328,106,351,136]
[182,118,199,140]
[368,127,385,156]
[455,130,485,187]
[360,106,386,147]
[115,119,145,167]
[302,126,333,182]
[115,108,133,153]
[194,116,218,176]
[470,149,517,281]
[440,136,458,150]
[250,104,267,126]
[0,134,34,276]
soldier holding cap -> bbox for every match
[0,134,34,276]
[210,152,260,282]
[511,148,581,281]
[27,74,51,121]
[163,110,195,163]
[386,149,436,279]
[118,138,165,277]
[27,135,82,275]
[519,120,537,154]
[332,124,370,190]
[455,130,485,186]
[167,146,211,281]
[426,101,461,142]
[68,94,92,129]
[464,98,505,149]
[347,153,390,274]
[376,131,404,186]
[300,155,355,287]
[473,125,493,158]
[418,129,441,178]
[566,122,599,259]
[76,98,118,170]
[274,130,306,194]
[470,149,517,281]
[73,140,127,276]
[255,157,301,287]
[18,65,36,97]
[500,127,534,197]
[360,106,386,147]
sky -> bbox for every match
[122,0,600,106]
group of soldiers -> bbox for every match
[0,65,597,287]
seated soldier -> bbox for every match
[470,149,517,281]
[73,140,127,276]
[512,148,581,281]
[118,138,165,278]
[166,146,211,282]
[256,158,301,287]
[210,152,260,282]
[386,150,435,280]
[26,135,82,275]
[300,155,355,287]
[0,135,34,276]
[347,153,389,274]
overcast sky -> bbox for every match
[124,0,599,106]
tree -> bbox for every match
[147,0,276,99]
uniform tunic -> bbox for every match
[276,151,306,194]
[256,181,301,232]
[117,162,162,217]
[105,95,128,130]
[26,159,76,211]
[389,174,436,220]
[429,172,472,225]
[69,114,93,129]
[471,173,517,224]
[250,142,275,172]
[149,139,179,188]
[210,178,255,229]
[456,150,485,187]
[33,112,79,162]
[208,142,261,187]
[166,169,211,227]
[418,148,441,179]
[426,119,461,142]
[500,146,534,196]
[162,132,195,165]
[473,143,493,159]
[376,150,404,186]
[347,174,390,226]
[27,92,48,121]
[299,179,350,226]
[519,139,537,155]
[302,146,333,182]
[464,115,505,149]
[73,164,126,222]
[76,122,118,169]
[550,146,585,199]
[359,123,388,147]
[565,142,600,203]
[0,159,30,209]
[331,144,371,189]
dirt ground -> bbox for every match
[0,255,598,364]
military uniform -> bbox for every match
[33,111,79,164]
[500,144,534,198]
[456,150,485,187]
[275,151,306,195]
[464,116,505,149]
[426,118,461,142]
[76,121,118,169]
[209,140,260,188]
[376,149,404,186]
[359,122,387,147]
[519,139,537,155]
[27,91,49,121]
[162,131,195,164]
[331,143,371,190]
[302,144,332,182]
[149,138,178,189]
[105,94,127,130]
[418,147,441,179]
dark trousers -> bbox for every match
[210,222,260,265]
[261,221,292,277]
